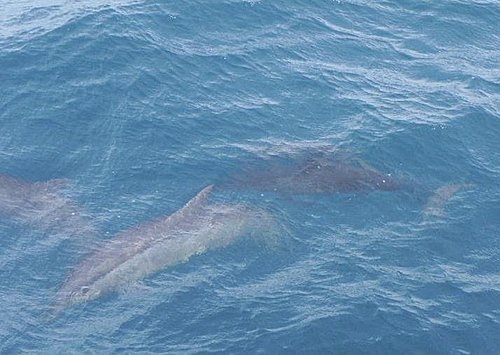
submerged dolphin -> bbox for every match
[54,185,279,313]
[0,174,95,236]
[231,156,402,194]
[229,154,469,219]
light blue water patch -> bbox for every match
[1,0,499,353]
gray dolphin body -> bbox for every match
[233,157,402,194]
[0,174,95,236]
[54,185,278,313]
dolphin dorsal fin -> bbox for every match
[144,185,214,234]
[170,184,214,222]
[182,185,213,211]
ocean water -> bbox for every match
[1,0,499,353]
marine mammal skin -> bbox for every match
[231,157,401,194]
[54,185,278,313]
[0,174,95,236]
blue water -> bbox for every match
[1,0,499,353]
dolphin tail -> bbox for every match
[423,183,472,220]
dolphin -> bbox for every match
[230,156,402,194]
[53,185,279,314]
[229,155,467,219]
[0,174,95,237]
